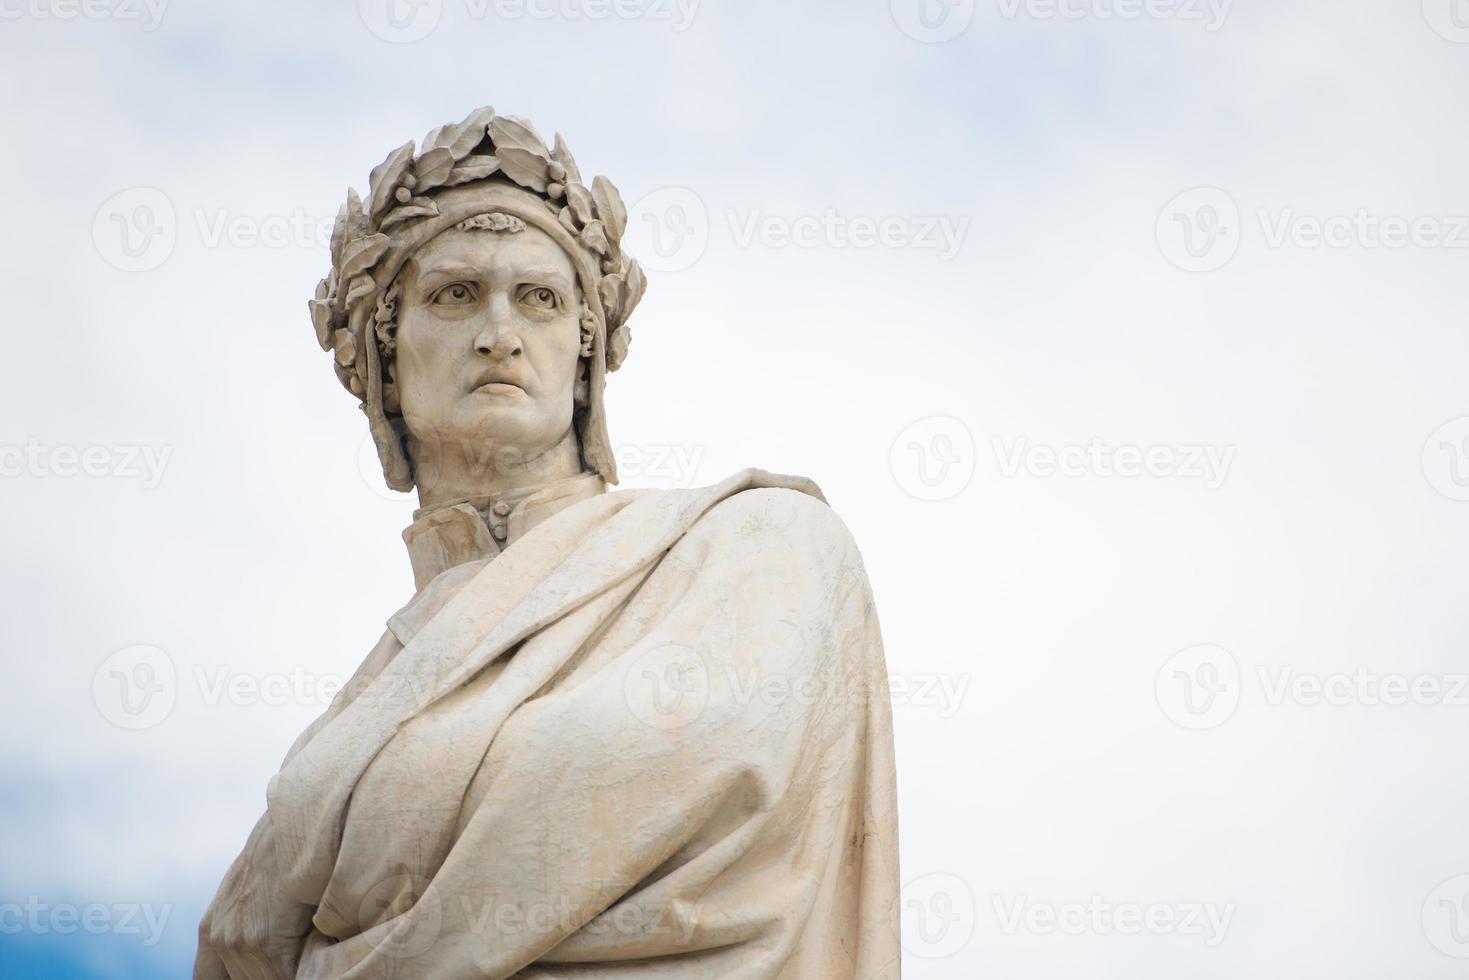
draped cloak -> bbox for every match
[195,469,900,979]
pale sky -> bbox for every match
[3,1,1469,977]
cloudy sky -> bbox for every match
[3,0,1469,976]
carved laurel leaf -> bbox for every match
[591,176,627,244]
[564,183,594,226]
[580,218,610,256]
[622,260,647,322]
[413,147,455,193]
[598,273,624,323]
[333,328,357,367]
[329,203,350,266]
[607,324,631,372]
[367,142,416,221]
[447,106,496,161]
[310,298,334,351]
[491,115,549,156]
[497,148,550,193]
[423,123,449,150]
[339,234,390,281]
[379,197,440,230]
[343,274,378,310]
[551,133,583,186]
[557,207,580,238]
[443,154,501,186]
[330,189,368,266]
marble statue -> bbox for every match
[195,107,900,979]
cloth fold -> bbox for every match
[196,469,899,980]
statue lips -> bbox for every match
[470,370,527,398]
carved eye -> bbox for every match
[519,286,559,312]
[431,282,478,307]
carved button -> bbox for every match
[492,502,511,517]
[491,522,508,541]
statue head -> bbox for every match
[310,107,646,503]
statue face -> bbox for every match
[393,224,584,487]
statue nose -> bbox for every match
[474,299,522,359]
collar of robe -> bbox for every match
[401,471,606,591]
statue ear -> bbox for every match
[573,358,589,408]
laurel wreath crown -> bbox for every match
[310,106,646,403]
